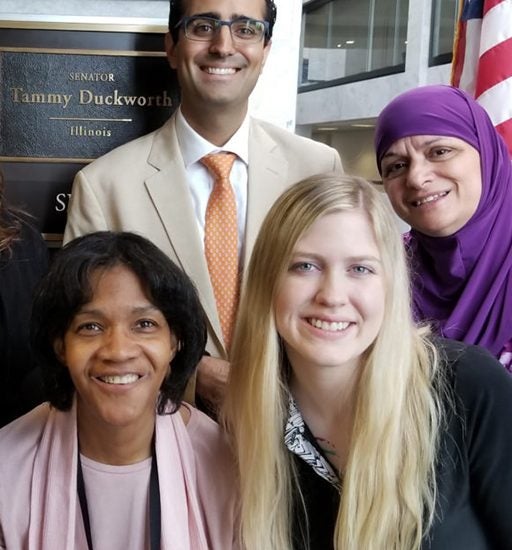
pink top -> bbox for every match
[79,454,152,550]
[0,401,239,550]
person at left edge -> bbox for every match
[0,231,239,549]
[0,170,48,427]
[63,0,343,412]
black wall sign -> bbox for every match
[0,23,180,241]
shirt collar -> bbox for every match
[285,395,341,489]
[175,107,250,168]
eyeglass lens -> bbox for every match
[185,17,266,42]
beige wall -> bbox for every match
[313,127,380,181]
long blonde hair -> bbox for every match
[223,174,446,549]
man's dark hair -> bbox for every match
[168,0,277,45]
[31,231,207,414]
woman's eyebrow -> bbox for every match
[74,304,159,316]
[384,137,452,158]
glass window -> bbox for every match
[430,0,459,64]
[299,0,409,90]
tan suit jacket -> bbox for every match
[64,115,342,396]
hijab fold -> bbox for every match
[375,85,512,357]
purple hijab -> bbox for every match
[375,85,512,358]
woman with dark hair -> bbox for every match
[0,231,238,549]
[0,172,48,426]
[375,85,512,370]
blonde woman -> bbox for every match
[223,174,512,550]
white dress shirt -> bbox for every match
[175,108,249,261]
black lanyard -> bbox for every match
[76,441,161,550]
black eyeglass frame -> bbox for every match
[174,15,271,43]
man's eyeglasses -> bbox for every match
[175,16,269,44]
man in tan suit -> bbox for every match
[64,0,342,410]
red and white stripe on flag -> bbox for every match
[451,0,512,155]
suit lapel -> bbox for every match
[142,117,286,354]
[144,116,224,349]
[244,120,289,270]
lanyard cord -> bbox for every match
[77,440,161,550]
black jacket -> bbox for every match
[291,340,512,550]
[0,213,48,427]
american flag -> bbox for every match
[451,0,512,155]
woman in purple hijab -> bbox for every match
[375,85,512,371]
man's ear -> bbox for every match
[165,32,179,70]
[53,338,66,365]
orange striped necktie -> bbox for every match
[201,152,239,351]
